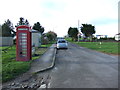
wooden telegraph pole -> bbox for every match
[78,20,80,42]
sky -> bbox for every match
[0,0,119,37]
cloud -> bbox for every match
[90,18,117,25]
[40,0,66,11]
[95,23,118,37]
[0,0,119,37]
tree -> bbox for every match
[2,19,15,37]
[25,19,29,25]
[16,17,30,26]
[19,17,25,25]
[68,27,78,41]
[68,27,72,37]
[32,22,44,34]
[46,31,57,41]
[81,24,95,38]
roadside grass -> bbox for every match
[66,37,119,55]
[2,46,30,82]
[32,48,47,60]
[65,37,73,42]
[75,42,119,55]
[41,44,52,48]
[1,42,54,83]
[0,46,9,50]
[41,41,56,48]
[0,51,2,82]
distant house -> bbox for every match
[31,29,42,47]
[96,35,108,39]
[115,33,120,41]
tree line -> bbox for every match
[0,17,57,42]
[68,24,96,41]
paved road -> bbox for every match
[2,43,118,89]
[45,42,118,88]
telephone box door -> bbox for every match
[16,25,31,61]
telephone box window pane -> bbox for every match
[22,33,27,35]
[20,52,27,57]
[19,33,27,36]
[22,48,26,50]
[18,32,28,58]
[22,50,27,52]
[18,28,28,30]
[21,40,27,41]
[22,50,27,53]
[19,34,27,40]
[21,42,27,45]
[22,55,27,57]
[21,36,27,38]
[22,49,27,51]
[22,46,27,47]
[22,51,26,53]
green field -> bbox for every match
[1,43,53,82]
[66,38,119,55]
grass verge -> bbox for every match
[66,37,119,55]
[1,43,53,83]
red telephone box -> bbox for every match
[16,25,32,61]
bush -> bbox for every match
[98,37,115,42]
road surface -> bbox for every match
[44,42,118,88]
[2,42,118,89]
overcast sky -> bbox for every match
[0,0,119,37]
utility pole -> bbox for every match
[78,20,80,42]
